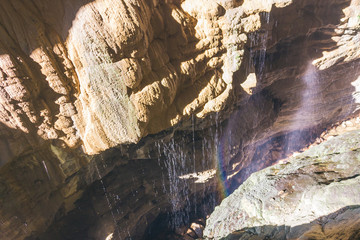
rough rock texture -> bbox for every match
[0,0,256,156]
[215,0,360,191]
[23,129,220,240]
[221,206,360,240]
[1,0,357,156]
[0,0,359,239]
[204,130,360,239]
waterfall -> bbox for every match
[155,114,220,231]
[258,12,270,78]
[156,137,192,229]
[93,156,123,239]
[285,63,321,154]
[248,11,270,78]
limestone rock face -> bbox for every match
[0,0,248,156]
[212,0,360,192]
[204,130,360,239]
[0,0,359,156]
[0,0,359,239]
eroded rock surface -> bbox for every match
[221,206,360,240]
[1,0,272,156]
[204,130,360,239]
[0,0,359,239]
[1,0,358,156]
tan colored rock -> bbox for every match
[0,0,306,156]
[0,0,359,239]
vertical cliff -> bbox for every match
[0,0,359,239]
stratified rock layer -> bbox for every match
[204,130,360,239]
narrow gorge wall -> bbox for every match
[0,0,359,239]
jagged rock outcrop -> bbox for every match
[204,130,360,239]
[0,0,359,239]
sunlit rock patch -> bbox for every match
[204,130,360,239]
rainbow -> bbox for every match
[216,140,231,199]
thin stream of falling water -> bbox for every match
[156,141,168,195]
[165,138,190,228]
[210,113,220,207]
[155,113,224,231]
[259,12,270,75]
[94,159,121,239]
[42,161,51,180]
[157,134,200,229]
[214,112,220,186]
[197,115,218,213]
[248,11,270,78]
[201,135,213,204]
[258,12,270,77]
[192,114,197,216]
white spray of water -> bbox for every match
[286,63,320,154]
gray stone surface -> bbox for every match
[204,130,360,239]
[222,206,360,240]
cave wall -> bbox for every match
[217,0,360,190]
[0,0,359,239]
[0,0,244,156]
